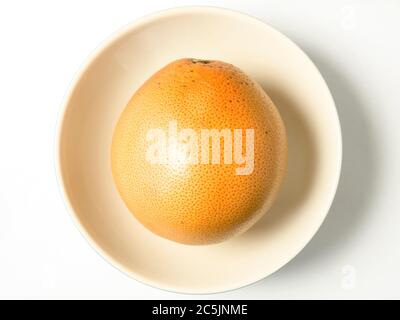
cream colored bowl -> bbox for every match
[56,6,342,294]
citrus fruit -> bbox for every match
[111,58,287,244]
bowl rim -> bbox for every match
[55,5,343,295]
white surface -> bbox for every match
[0,0,399,299]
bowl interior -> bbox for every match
[58,7,341,293]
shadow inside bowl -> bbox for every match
[266,51,378,274]
[241,50,378,286]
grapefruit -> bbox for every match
[111,58,287,244]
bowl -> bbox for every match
[56,6,342,294]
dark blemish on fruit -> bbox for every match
[190,70,194,72]
[192,80,195,83]
[191,59,211,64]
[229,100,232,103]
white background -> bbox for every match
[0,0,399,299]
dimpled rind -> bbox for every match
[111,58,287,245]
